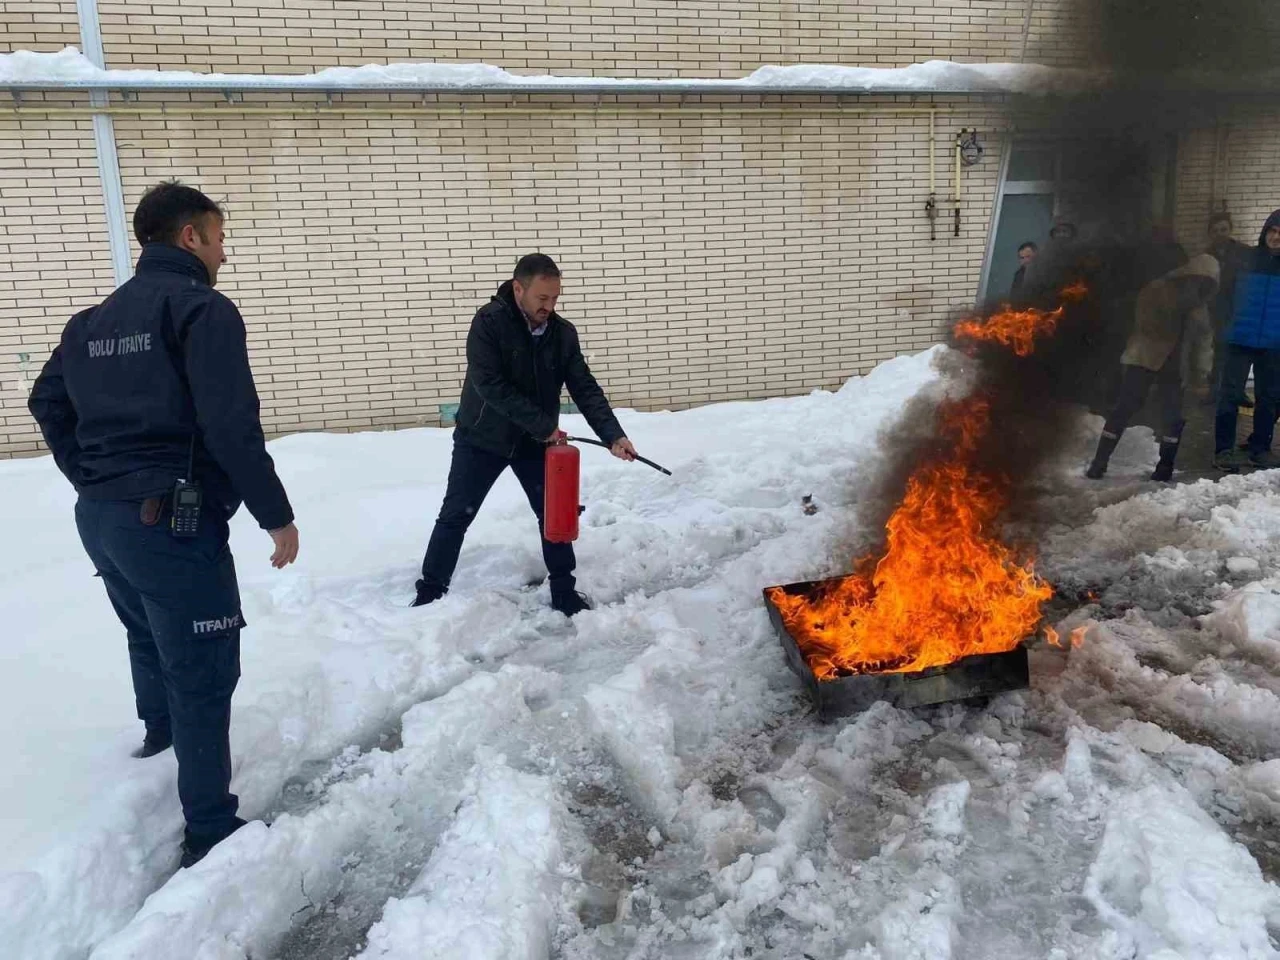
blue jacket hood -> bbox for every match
[1257,209,1280,247]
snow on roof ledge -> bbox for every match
[0,46,1090,95]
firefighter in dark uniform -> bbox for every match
[413,253,637,615]
[27,182,299,868]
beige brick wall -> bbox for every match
[0,109,117,457]
[82,93,1000,441]
[1219,110,1280,247]
[0,0,80,53]
[96,0,1084,76]
[1175,110,1280,256]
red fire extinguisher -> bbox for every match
[545,436,672,543]
[544,441,582,543]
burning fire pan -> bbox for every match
[763,579,1030,721]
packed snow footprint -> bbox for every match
[4,348,1280,959]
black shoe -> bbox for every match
[131,727,172,759]
[180,817,248,869]
[551,591,592,617]
[1149,435,1180,483]
[1249,450,1279,470]
[1214,450,1246,473]
[411,579,446,608]
[1085,432,1120,480]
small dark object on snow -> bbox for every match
[763,578,1030,721]
[802,495,818,516]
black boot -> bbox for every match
[1150,443,1178,481]
[551,589,592,617]
[1085,431,1121,480]
[410,579,446,608]
[131,725,172,759]
[180,817,248,869]
[1150,421,1184,482]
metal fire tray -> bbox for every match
[764,578,1030,721]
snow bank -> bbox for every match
[355,756,570,960]
[9,339,1280,959]
[1084,783,1280,959]
[0,347,943,960]
[0,46,1087,94]
[88,666,553,960]
[1204,578,1280,670]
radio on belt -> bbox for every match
[171,479,202,537]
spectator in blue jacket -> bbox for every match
[1214,209,1280,471]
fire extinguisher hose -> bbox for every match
[562,436,673,476]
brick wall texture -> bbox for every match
[1,0,1276,457]
[1176,111,1280,257]
[95,0,1088,76]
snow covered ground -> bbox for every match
[3,346,1280,960]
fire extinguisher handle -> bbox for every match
[562,436,673,476]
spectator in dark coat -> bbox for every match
[1009,241,1037,299]
[1205,211,1255,401]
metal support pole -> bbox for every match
[76,0,132,287]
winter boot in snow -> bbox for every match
[1150,422,1183,483]
[411,579,446,608]
[131,725,172,759]
[180,817,248,869]
[1213,449,1247,473]
[1085,431,1122,480]
[551,590,592,618]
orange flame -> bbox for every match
[766,399,1052,679]
[1046,625,1088,649]
[953,280,1089,357]
[767,282,1089,681]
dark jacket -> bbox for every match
[1227,210,1280,350]
[1009,264,1028,299]
[454,280,624,458]
[1208,235,1252,333]
[27,244,293,531]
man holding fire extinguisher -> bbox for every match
[413,254,638,615]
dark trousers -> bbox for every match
[1211,329,1232,400]
[1103,363,1184,442]
[420,435,575,595]
[1216,344,1280,454]
[75,497,242,842]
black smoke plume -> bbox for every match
[855,0,1280,546]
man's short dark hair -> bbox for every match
[1017,241,1038,253]
[513,253,561,286]
[1208,211,1233,232]
[133,180,223,247]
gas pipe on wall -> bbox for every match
[544,436,673,543]
[954,128,984,238]
[930,124,983,241]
